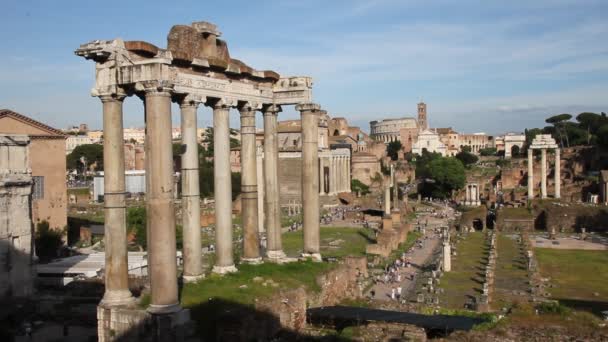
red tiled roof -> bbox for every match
[0,109,66,137]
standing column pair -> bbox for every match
[297,103,322,261]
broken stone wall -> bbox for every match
[0,134,35,299]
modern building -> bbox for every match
[66,135,95,154]
[458,133,494,154]
[0,109,67,230]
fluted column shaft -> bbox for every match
[211,101,236,273]
[555,148,561,199]
[239,104,261,262]
[298,103,321,258]
[541,148,547,199]
[528,149,534,200]
[144,85,179,313]
[180,98,203,281]
[100,94,133,307]
[263,105,285,259]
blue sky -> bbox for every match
[1,0,607,134]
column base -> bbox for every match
[212,265,238,275]
[301,253,322,262]
[241,257,263,265]
[266,250,287,260]
[100,289,136,308]
[182,274,205,283]
[146,302,182,315]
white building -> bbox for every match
[93,170,146,201]
[412,129,448,156]
[66,135,95,154]
[123,128,146,144]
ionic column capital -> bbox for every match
[296,103,321,113]
[207,97,237,110]
[177,94,205,109]
[238,102,261,117]
[99,93,127,103]
[262,104,282,116]
[137,80,174,96]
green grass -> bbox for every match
[535,248,608,315]
[439,232,487,309]
[282,226,375,259]
[67,187,90,195]
[492,234,529,310]
[181,261,334,339]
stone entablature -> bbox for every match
[76,22,311,106]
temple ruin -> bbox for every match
[76,21,324,339]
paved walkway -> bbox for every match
[367,205,455,302]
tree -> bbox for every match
[546,113,572,147]
[598,125,608,148]
[420,157,465,198]
[66,144,103,171]
[461,145,472,153]
[35,220,64,261]
[386,140,402,160]
[127,206,147,249]
[479,147,497,156]
[455,151,478,167]
[351,179,370,195]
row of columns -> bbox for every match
[98,84,324,313]
[319,155,351,195]
[527,148,560,200]
[464,183,480,206]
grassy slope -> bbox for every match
[282,226,375,258]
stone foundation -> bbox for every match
[97,305,191,341]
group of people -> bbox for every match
[371,250,418,301]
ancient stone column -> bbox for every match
[329,156,335,195]
[239,103,261,263]
[555,148,561,199]
[528,148,534,200]
[211,99,237,274]
[144,83,180,313]
[298,103,322,260]
[338,156,343,192]
[346,156,351,192]
[179,95,204,282]
[99,93,134,307]
[263,105,286,260]
[385,184,391,215]
[319,156,325,195]
[443,241,451,272]
[541,148,547,199]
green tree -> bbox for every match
[420,157,465,198]
[455,151,478,167]
[66,144,103,171]
[127,206,147,249]
[598,125,608,148]
[546,113,573,147]
[351,179,370,195]
[460,145,472,153]
[479,147,497,156]
[386,140,402,160]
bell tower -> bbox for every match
[417,101,427,130]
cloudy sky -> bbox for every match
[1,0,607,134]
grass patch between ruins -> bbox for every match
[282,226,375,259]
[535,248,608,315]
[492,234,529,310]
[438,232,486,309]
